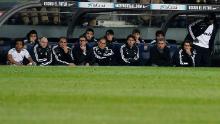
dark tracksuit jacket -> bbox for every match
[186,19,218,66]
[105,38,117,49]
[186,19,218,52]
[72,45,93,65]
[149,45,171,66]
[24,39,38,59]
[173,48,196,67]
[52,45,74,65]
[92,46,114,66]
[120,43,140,66]
[88,37,97,43]
[136,38,145,44]
[33,44,53,66]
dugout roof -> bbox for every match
[0,0,220,38]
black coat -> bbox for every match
[33,44,53,66]
[87,37,97,43]
[72,45,93,65]
[52,45,74,65]
[92,46,114,66]
[120,43,140,65]
[149,45,171,66]
[172,49,196,67]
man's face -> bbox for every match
[79,37,87,47]
[127,37,135,47]
[183,42,192,51]
[15,41,23,51]
[156,34,165,41]
[209,20,214,25]
[157,40,166,50]
[86,31,94,41]
[98,39,106,49]
[133,33,140,41]
[106,34,114,41]
[59,38,67,48]
[30,33,37,42]
[39,38,48,48]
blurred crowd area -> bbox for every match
[3,0,220,27]
[88,0,220,4]
[1,0,220,4]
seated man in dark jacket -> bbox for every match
[173,40,196,67]
[73,35,93,66]
[132,28,145,44]
[92,37,114,66]
[24,30,39,59]
[150,38,171,66]
[120,34,140,66]
[85,28,97,43]
[104,29,117,49]
[33,37,53,66]
[52,37,75,66]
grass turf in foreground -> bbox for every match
[0,66,220,124]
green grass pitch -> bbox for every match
[0,66,220,124]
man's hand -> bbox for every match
[15,62,23,66]
[80,46,86,51]
[85,63,90,66]
[27,62,36,66]
[68,63,75,66]
[185,49,192,56]
[27,62,33,66]
[63,46,69,53]
[80,46,87,55]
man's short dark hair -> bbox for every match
[156,30,165,37]
[15,39,24,46]
[79,35,88,41]
[181,40,193,49]
[157,38,166,43]
[98,37,107,42]
[126,34,136,41]
[209,13,216,20]
[26,30,38,41]
[132,28,140,34]
[106,29,114,35]
[79,35,87,41]
[27,30,37,36]
[205,13,216,22]
[86,28,94,34]
[59,37,67,42]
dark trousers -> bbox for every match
[193,45,211,67]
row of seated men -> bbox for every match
[6,28,195,67]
